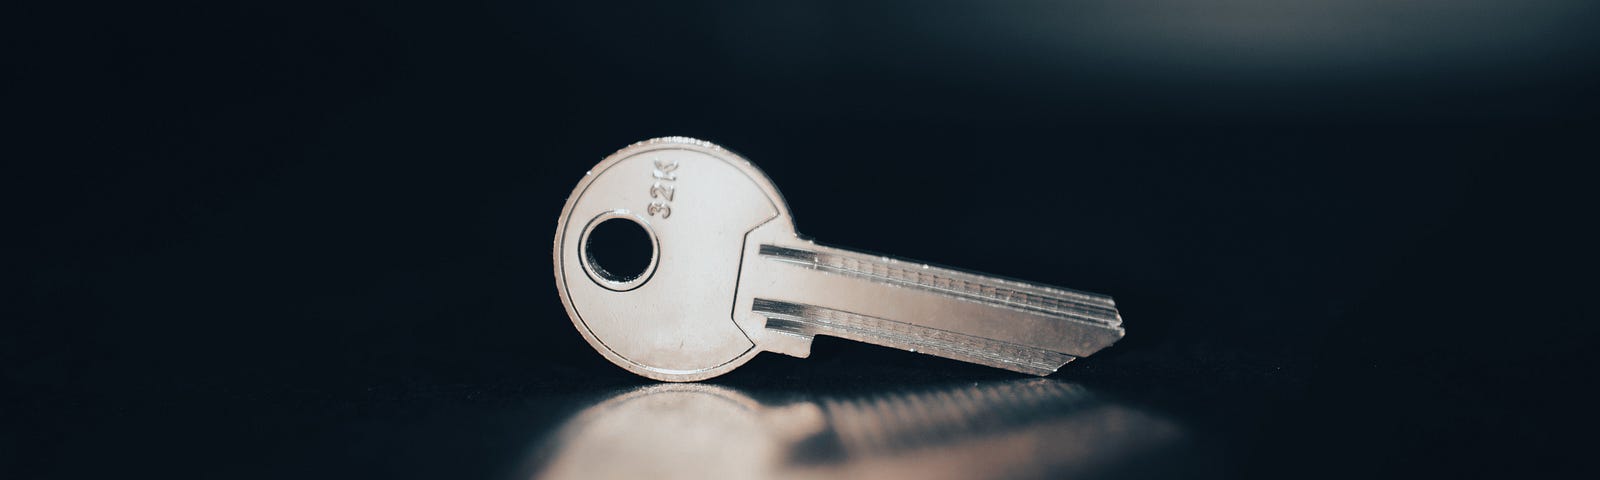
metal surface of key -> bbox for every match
[553,137,1124,382]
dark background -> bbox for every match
[7,1,1598,478]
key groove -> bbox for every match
[758,245,1120,328]
[754,298,1074,375]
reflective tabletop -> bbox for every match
[526,379,1176,480]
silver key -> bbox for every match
[553,137,1124,382]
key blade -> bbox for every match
[735,222,1124,376]
[759,244,1120,329]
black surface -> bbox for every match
[7,1,1599,478]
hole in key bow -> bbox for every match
[583,216,655,285]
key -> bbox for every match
[554,137,1124,382]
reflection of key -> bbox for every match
[554,137,1124,382]
[530,380,1178,480]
